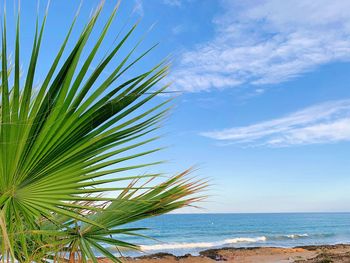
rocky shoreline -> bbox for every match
[98,244,350,262]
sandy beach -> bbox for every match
[97,244,350,263]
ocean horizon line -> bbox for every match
[169,211,350,215]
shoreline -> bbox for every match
[99,244,350,262]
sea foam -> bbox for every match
[140,236,267,251]
[284,233,309,239]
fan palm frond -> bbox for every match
[0,1,205,262]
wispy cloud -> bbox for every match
[201,99,350,147]
[133,0,144,17]
[169,0,350,92]
[172,24,186,35]
[163,0,182,7]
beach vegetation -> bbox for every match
[0,2,204,262]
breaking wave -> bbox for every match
[140,234,313,251]
[140,236,267,251]
[284,233,309,239]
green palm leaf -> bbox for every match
[0,2,205,262]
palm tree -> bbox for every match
[0,1,205,262]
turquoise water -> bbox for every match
[116,213,350,256]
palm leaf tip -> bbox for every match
[0,1,205,262]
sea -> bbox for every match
[115,213,350,256]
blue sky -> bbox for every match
[8,0,350,213]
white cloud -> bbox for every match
[169,0,350,92]
[201,99,350,147]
